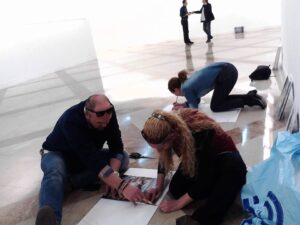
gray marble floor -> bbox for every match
[0,27,288,225]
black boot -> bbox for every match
[35,206,56,225]
[246,95,267,109]
[246,90,267,109]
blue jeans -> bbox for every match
[39,150,129,225]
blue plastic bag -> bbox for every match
[241,131,300,225]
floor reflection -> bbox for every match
[185,45,194,72]
[205,42,214,65]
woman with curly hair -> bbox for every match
[168,62,266,112]
[142,108,247,225]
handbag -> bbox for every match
[249,65,271,81]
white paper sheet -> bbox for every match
[77,199,157,225]
[124,168,157,178]
[77,168,169,225]
[130,104,240,132]
[198,104,240,123]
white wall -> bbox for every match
[0,19,97,89]
[0,0,96,89]
[0,0,281,89]
[281,0,300,113]
[89,0,281,54]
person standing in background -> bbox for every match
[180,0,194,45]
[193,0,215,43]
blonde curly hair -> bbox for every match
[142,108,223,177]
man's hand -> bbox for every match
[122,184,145,205]
[104,184,121,199]
[110,158,121,172]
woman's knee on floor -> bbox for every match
[210,102,223,112]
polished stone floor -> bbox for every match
[0,27,288,225]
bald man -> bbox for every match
[36,95,144,225]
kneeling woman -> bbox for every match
[142,109,246,225]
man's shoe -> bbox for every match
[176,215,201,225]
[206,39,211,43]
[209,35,213,39]
[35,206,56,225]
[188,41,194,44]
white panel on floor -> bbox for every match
[77,168,169,225]
[125,168,158,178]
[198,104,240,123]
[77,199,157,225]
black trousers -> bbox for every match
[181,19,191,43]
[210,63,250,112]
[203,21,212,40]
[169,151,247,225]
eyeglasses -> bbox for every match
[85,106,114,117]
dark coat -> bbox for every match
[194,3,215,22]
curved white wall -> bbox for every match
[0,19,97,89]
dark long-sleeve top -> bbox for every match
[158,128,237,174]
[193,3,215,22]
[193,129,237,156]
[42,100,124,175]
[180,6,189,20]
[181,62,226,108]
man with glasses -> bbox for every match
[36,94,145,225]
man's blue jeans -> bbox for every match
[39,150,129,225]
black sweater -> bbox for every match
[42,100,124,175]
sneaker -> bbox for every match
[176,215,201,225]
[35,206,56,225]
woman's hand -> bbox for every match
[145,187,163,202]
[159,199,182,213]
[160,193,193,213]
[122,184,145,204]
[172,103,186,111]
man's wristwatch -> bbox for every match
[114,171,120,177]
